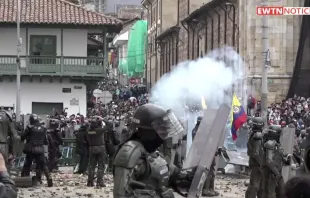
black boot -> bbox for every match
[47,178,53,187]
[87,181,94,187]
[96,181,106,188]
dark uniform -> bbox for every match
[104,119,120,170]
[74,121,89,174]
[245,117,264,198]
[261,125,291,198]
[20,114,53,187]
[113,104,195,198]
[0,110,19,165]
[47,119,63,172]
[86,119,107,187]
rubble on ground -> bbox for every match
[17,168,248,198]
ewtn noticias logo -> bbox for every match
[256,6,310,15]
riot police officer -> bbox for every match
[245,117,264,198]
[86,118,107,187]
[113,104,195,198]
[20,114,53,187]
[47,119,63,172]
[74,120,89,174]
[0,109,19,165]
[262,125,291,198]
[104,118,120,171]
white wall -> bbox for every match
[0,78,87,116]
[0,28,88,57]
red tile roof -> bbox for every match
[0,0,122,26]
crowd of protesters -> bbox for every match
[247,94,310,129]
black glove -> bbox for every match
[174,168,196,188]
[217,147,222,155]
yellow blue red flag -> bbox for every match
[230,94,247,140]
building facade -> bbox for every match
[0,0,121,116]
[143,0,304,103]
[112,18,140,85]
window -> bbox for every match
[62,88,71,93]
[152,5,156,24]
[29,35,57,64]
[74,86,82,89]
[153,35,156,54]
[148,11,151,28]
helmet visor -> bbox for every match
[151,110,184,140]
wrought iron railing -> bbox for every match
[0,55,106,76]
[13,138,77,169]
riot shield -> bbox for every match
[186,104,231,198]
[225,150,249,166]
[281,127,296,182]
[182,108,218,169]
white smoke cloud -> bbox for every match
[150,47,245,116]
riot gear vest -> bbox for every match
[114,140,172,198]
[87,128,105,146]
[140,152,170,193]
[247,131,264,166]
[247,131,263,155]
[27,125,47,146]
[264,140,285,174]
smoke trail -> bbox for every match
[150,47,244,116]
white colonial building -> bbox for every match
[0,0,121,116]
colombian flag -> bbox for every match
[230,94,247,141]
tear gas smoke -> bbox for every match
[150,47,245,117]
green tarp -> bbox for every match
[118,58,128,74]
[125,20,147,77]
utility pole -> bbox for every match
[261,0,270,124]
[16,0,21,122]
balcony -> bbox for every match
[0,55,106,78]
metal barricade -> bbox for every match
[58,138,77,166]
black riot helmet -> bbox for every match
[105,119,114,130]
[130,104,184,152]
[265,125,282,142]
[29,114,39,125]
[89,118,98,129]
[251,117,264,132]
[49,119,59,129]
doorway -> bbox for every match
[32,102,63,115]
